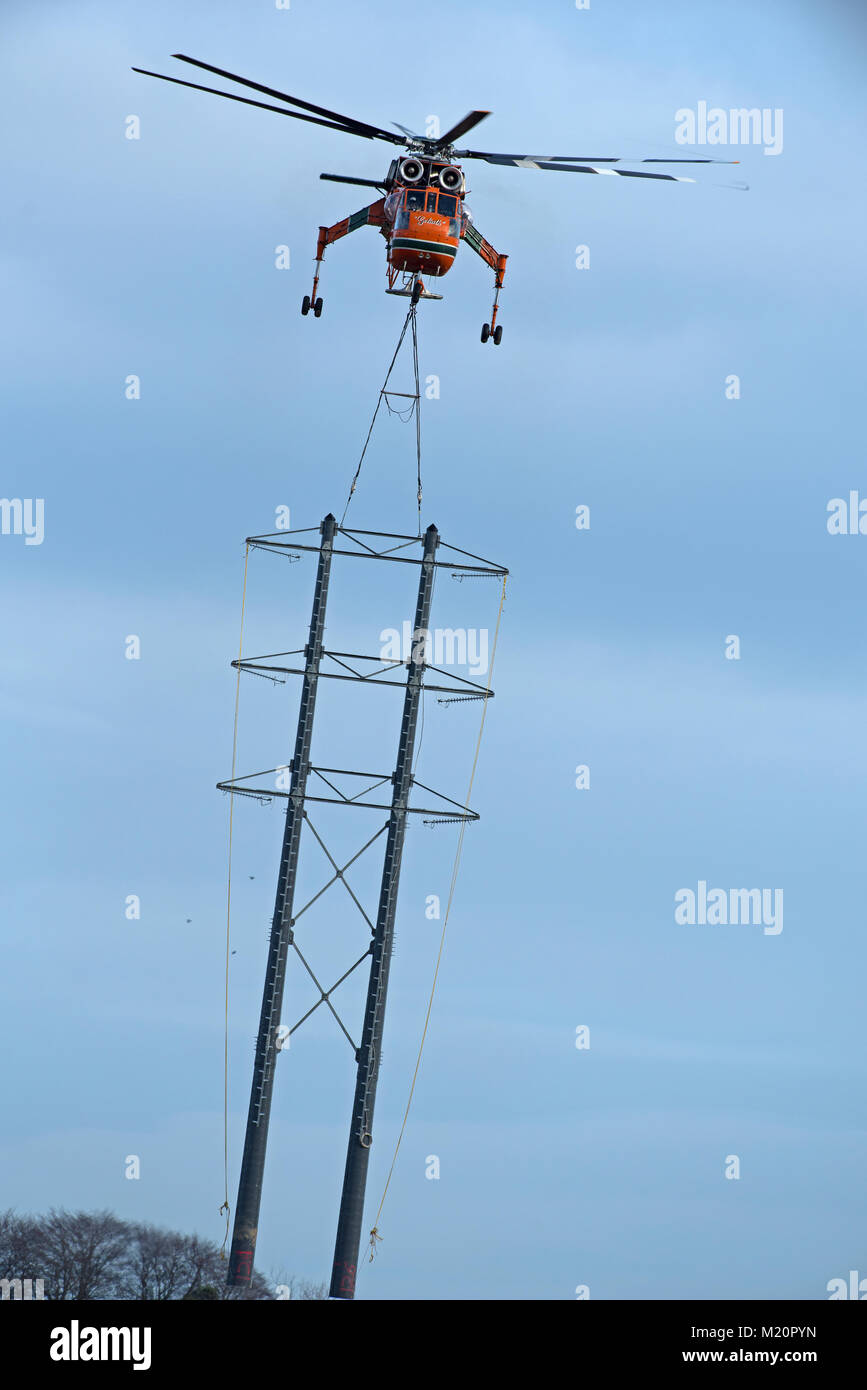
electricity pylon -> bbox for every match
[222,515,507,1298]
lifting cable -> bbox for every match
[219,542,250,1256]
[341,300,423,534]
[367,571,509,1266]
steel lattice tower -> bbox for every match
[222,515,507,1298]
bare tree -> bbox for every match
[0,1211,45,1285]
[126,1223,195,1301]
[38,1209,132,1301]
[97,1219,274,1300]
[0,1209,310,1300]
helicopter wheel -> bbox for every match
[493,324,503,345]
[301,295,311,316]
[314,298,323,317]
[481,323,490,343]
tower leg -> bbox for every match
[226,513,337,1287]
[329,522,440,1299]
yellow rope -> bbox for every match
[367,573,508,1262]
[220,543,250,1256]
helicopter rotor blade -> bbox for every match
[467,157,699,182]
[454,149,741,166]
[131,68,376,137]
[446,153,753,182]
[433,110,491,148]
[171,54,404,145]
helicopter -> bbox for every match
[132,55,741,345]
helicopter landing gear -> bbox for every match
[303,228,329,320]
[480,263,505,343]
[463,230,507,344]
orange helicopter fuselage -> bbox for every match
[384,182,464,278]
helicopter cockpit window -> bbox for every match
[437,194,457,217]
[425,191,438,211]
[404,189,426,211]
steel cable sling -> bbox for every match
[341,302,423,533]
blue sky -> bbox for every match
[2,0,866,1299]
